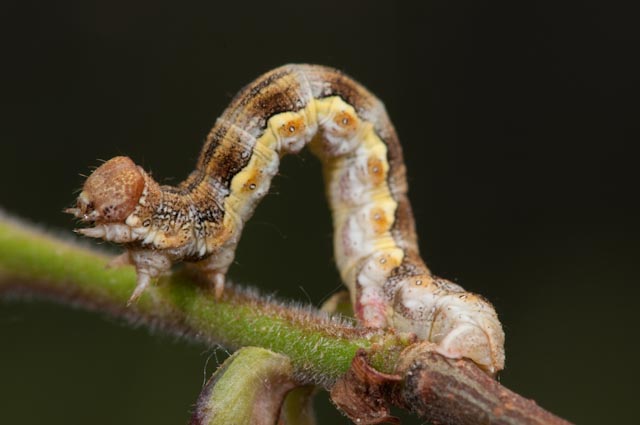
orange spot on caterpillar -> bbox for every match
[334,111,358,132]
[369,207,390,234]
[240,180,258,192]
[367,156,386,186]
[241,167,262,192]
[278,117,306,138]
[376,253,401,272]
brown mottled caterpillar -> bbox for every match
[67,64,505,374]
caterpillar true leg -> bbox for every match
[67,64,505,374]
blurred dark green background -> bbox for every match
[1,1,638,424]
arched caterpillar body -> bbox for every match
[67,64,505,374]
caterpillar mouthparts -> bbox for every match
[68,64,505,374]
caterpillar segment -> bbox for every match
[67,64,505,374]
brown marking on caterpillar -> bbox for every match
[67,64,505,374]
[197,122,256,187]
[390,196,419,252]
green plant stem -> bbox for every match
[0,213,574,425]
[0,214,410,387]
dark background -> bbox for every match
[1,1,638,424]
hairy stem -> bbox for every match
[0,214,408,387]
[0,213,573,424]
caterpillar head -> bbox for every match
[390,274,505,375]
[66,156,145,225]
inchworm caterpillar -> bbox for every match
[67,64,505,374]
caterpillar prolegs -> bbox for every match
[67,64,505,374]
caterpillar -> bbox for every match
[66,64,505,374]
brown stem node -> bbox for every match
[330,349,402,425]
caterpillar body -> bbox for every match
[67,64,505,374]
